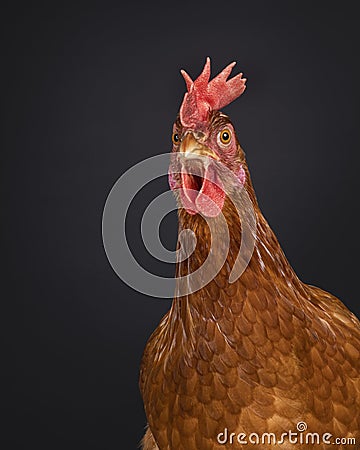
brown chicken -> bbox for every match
[139,58,360,449]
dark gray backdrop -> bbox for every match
[1,2,359,449]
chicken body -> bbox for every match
[140,199,360,449]
[139,63,360,449]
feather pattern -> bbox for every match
[140,161,360,448]
[140,65,360,449]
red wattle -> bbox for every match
[178,166,225,217]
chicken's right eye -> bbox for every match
[172,133,180,144]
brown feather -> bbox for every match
[140,112,360,449]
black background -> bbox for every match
[1,2,359,449]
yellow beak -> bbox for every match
[179,133,219,160]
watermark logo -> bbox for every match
[102,153,257,298]
[217,422,356,446]
[296,421,307,432]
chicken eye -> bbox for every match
[172,132,180,144]
[219,129,232,145]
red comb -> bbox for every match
[179,57,247,127]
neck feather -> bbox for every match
[168,177,306,346]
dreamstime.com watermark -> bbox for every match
[217,422,357,446]
[102,153,257,297]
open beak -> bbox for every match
[174,132,225,218]
[179,132,219,160]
